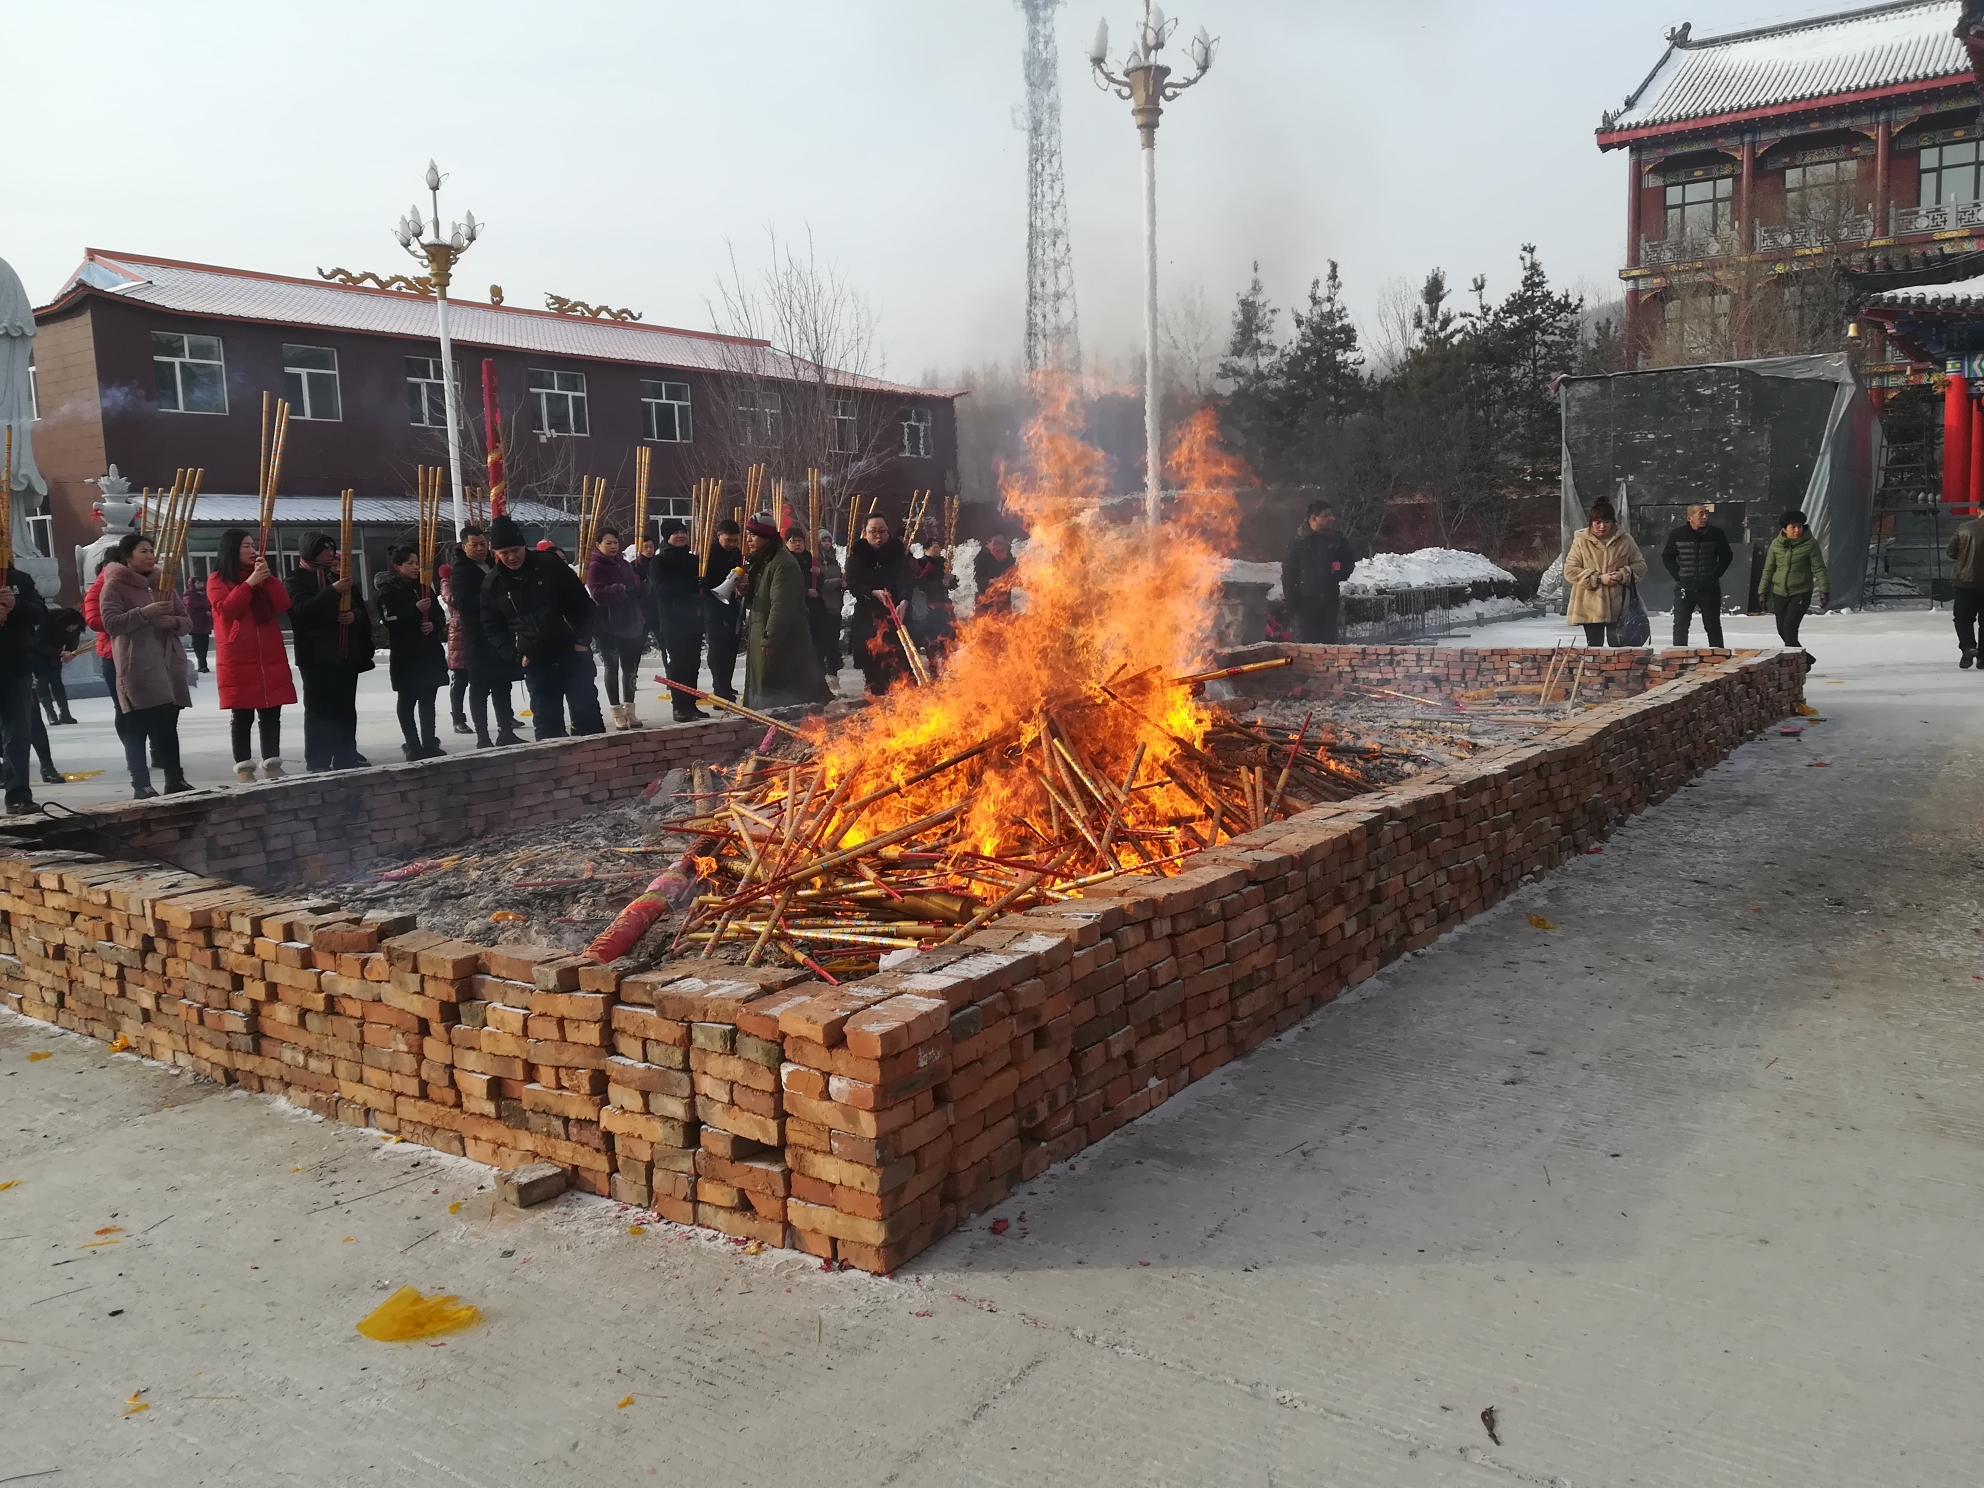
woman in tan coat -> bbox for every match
[1563,498,1648,646]
[98,532,193,799]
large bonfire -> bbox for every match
[589,379,1371,977]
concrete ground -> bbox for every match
[3,608,1981,1486]
[28,644,863,810]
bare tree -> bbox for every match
[700,228,906,530]
[1363,276,1421,378]
[1160,286,1221,401]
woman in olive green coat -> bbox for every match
[1757,508,1827,651]
[741,517,831,710]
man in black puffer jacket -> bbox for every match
[481,513,604,739]
[1281,501,1357,644]
[1661,505,1734,648]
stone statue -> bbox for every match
[75,465,142,592]
[0,255,56,593]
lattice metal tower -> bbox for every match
[1020,0,1082,375]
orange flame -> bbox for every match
[812,378,1248,865]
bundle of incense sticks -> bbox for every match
[633,445,652,548]
[901,489,934,548]
[846,493,867,544]
[0,428,14,575]
[691,477,723,563]
[417,466,445,593]
[807,467,822,547]
[257,393,292,553]
[335,486,354,657]
[942,494,961,557]
[152,467,204,595]
[744,463,766,517]
[577,475,608,558]
[771,477,786,535]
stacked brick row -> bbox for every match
[11,715,760,891]
[0,648,1805,1272]
[1230,642,1758,710]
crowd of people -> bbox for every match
[1565,500,1829,655]
[0,509,1004,812]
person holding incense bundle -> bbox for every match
[447,524,525,749]
[702,519,745,703]
[97,532,193,799]
[377,544,448,761]
[481,513,605,739]
[284,532,376,771]
[845,512,916,698]
[651,520,706,724]
[183,580,212,672]
[441,562,473,735]
[741,516,830,711]
[584,525,648,730]
[0,554,50,814]
[207,530,295,782]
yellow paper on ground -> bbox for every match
[355,1286,481,1342]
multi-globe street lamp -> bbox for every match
[1089,2,1216,525]
[394,162,480,536]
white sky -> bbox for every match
[6,0,1871,382]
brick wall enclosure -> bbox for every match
[12,717,762,888]
[0,645,1805,1273]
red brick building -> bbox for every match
[1599,1,1980,367]
[32,250,962,600]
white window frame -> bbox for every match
[899,404,933,459]
[830,396,859,455]
[737,386,782,447]
[24,515,51,560]
[283,344,342,422]
[27,363,38,420]
[152,331,228,415]
[405,356,460,427]
[529,368,590,437]
[641,379,692,443]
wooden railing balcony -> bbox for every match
[1754,214,1875,252]
[1891,200,1984,236]
[1638,228,1740,266]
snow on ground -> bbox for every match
[1225,548,1515,602]
[1345,595,1536,641]
[1455,603,1964,673]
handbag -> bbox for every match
[1607,580,1651,647]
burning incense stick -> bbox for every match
[633,445,651,548]
[258,398,291,553]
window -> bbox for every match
[641,380,692,442]
[1663,291,1731,361]
[1920,141,1982,206]
[737,386,781,446]
[529,368,589,436]
[283,345,341,421]
[27,363,37,420]
[24,515,51,560]
[405,356,461,427]
[899,405,933,459]
[830,396,859,455]
[152,331,227,414]
[1664,176,1732,241]
[1784,158,1858,222]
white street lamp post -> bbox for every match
[1091,3,1216,526]
[395,162,481,537]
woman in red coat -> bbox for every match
[207,528,296,782]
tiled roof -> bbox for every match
[1865,267,1984,305]
[43,251,956,399]
[1602,1,1969,136]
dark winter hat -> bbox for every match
[659,518,688,538]
[301,532,337,562]
[745,515,781,541]
[487,514,526,551]
[1780,509,1809,530]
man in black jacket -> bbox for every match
[284,532,375,771]
[1661,505,1734,648]
[702,519,744,703]
[481,513,604,739]
[1281,501,1356,644]
[652,520,707,722]
[0,563,50,813]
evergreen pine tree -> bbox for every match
[1216,262,1287,476]
[1282,261,1366,433]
